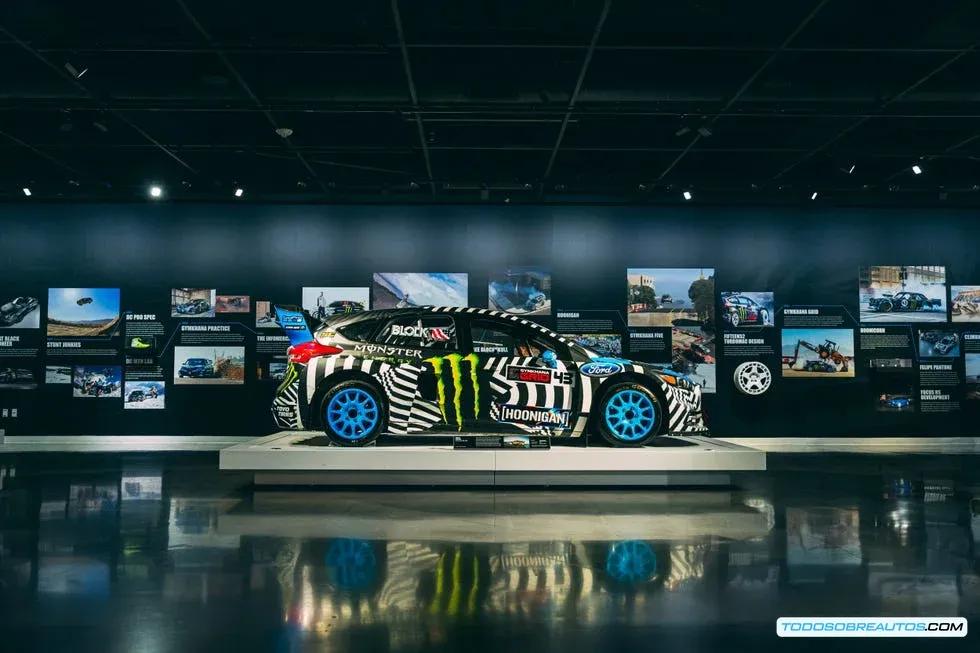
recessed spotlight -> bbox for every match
[912,164,922,175]
[811,191,818,200]
[22,187,31,197]
[149,185,163,198]
[682,191,692,200]
[234,188,244,198]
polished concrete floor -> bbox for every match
[0,452,978,652]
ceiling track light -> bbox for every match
[234,188,244,198]
[149,185,163,199]
[682,190,692,201]
[912,164,923,175]
[811,192,818,200]
[847,164,856,174]
[22,187,32,197]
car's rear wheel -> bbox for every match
[879,300,893,312]
[596,383,664,447]
[321,381,386,447]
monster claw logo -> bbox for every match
[277,362,300,394]
[425,353,480,430]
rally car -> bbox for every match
[178,358,215,378]
[867,291,942,313]
[272,305,708,447]
[721,293,771,327]
[174,298,211,315]
[0,296,39,327]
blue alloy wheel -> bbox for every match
[605,540,658,585]
[603,388,656,442]
[326,387,379,440]
[325,538,377,591]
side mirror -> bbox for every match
[540,350,558,369]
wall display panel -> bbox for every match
[0,204,978,440]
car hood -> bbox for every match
[588,356,698,387]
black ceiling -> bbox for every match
[1,0,979,204]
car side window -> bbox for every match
[377,315,457,351]
[338,318,382,343]
[470,320,526,356]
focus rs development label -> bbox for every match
[496,404,571,428]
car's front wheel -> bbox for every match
[321,381,386,447]
[595,383,664,447]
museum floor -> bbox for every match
[0,452,978,652]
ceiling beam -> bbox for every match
[655,0,831,182]
[764,39,980,185]
[539,0,612,196]
[0,23,197,175]
[174,0,328,194]
[391,0,436,195]
[0,128,83,176]
[17,42,979,55]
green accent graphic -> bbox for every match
[425,353,481,430]
[277,362,300,395]
[426,356,449,424]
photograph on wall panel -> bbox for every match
[488,267,551,315]
[170,288,216,318]
[0,294,40,329]
[627,268,714,328]
[966,354,980,400]
[123,381,165,409]
[72,365,122,397]
[720,291,774,328]
[215,295,250,314]
[302,287,369,321]
[371,273,468,310]
[781,328,855,378]
[255,300,278,328]
[47,288,120,337]
[951,286,980,322]
[918,329,960,358]
[567,333,622,358]
[173,346,244,385]
[858,266,946,323]
[45,365,72,384]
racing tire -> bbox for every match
[879,300,893,312]
[321,380,387,447]
[595,382,664,447]
[729,312,740,328]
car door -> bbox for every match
[375,313,468,433]
[468,318,577,435]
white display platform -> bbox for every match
[219,431,766,487]
[218,490,773,542]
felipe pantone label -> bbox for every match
[777,617,967,637]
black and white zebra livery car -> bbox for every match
[272,305,709,447]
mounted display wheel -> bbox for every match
[321,381,386,447]
[596,383,664,447]
[759,309,770,325]
[728,312,740,327]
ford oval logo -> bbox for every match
[580,362,623,377]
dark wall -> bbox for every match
[1,203,977,438]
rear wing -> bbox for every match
[273,305,316,347]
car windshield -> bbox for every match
[186,358,209,365]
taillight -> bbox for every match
[287,341,343,364]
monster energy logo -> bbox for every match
[425,353,480,430]
[277,362,300,394]
[736,306,747,320]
